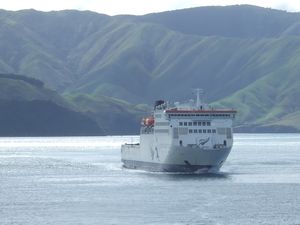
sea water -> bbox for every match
[0,134,299,225]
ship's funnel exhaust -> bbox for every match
[154,100,165,109]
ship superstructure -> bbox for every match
[121,89,237,172]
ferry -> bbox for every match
[121,89,236,172]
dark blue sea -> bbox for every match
[0,134,300,225]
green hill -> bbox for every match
[0,74,103,136]
[140,5,300,38]
[1,6,300,133]
[65,93,149,134]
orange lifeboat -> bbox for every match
[142,116,155,127]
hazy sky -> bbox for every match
[0,0,299,15]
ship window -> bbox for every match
[188,122,192,126]
[193,122,197,126]
[207,129,211,133]
[207,122,211,126]
[179,122,183,126]
[199,129,202,133]
[184,122,187,126]
[212,129,216,133]
[203,129,207,133]
[189,129,193,133]
[202,122,206,126]
[179,127,188,135]
[197,121,201,126]
[194,129,198,133]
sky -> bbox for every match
[0,0,299,15]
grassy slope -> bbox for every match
[64,93,149,134]
[140,5,300,37]
[0,75,103,135]
[216,37,300,130]
[0,10,109,90]
[0,75,66,104]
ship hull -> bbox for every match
[121,145,231,173]
[122,159,215,172]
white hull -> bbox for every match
[121,144,231,172]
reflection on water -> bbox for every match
[143,171,231,181]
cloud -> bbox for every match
[0,0,84,11]
[0,0,300,15]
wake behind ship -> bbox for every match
[121,89,237,172]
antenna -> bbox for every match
[194,88,204,109]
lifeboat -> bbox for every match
[142,116,154,127]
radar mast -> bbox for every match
[194,88,204,109]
